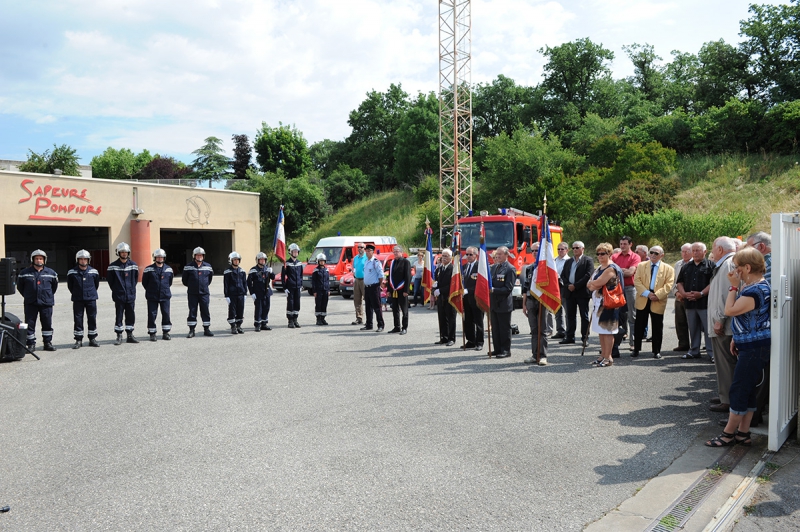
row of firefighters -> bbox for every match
[15,242,326,351]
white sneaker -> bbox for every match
[538,357,548,366]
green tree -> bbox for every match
[538,38,615,133]
[695,39,752,109]
[231,134,253,180]
[309,139,349,177]
[472,75,536,142]
[345,83,410,189]
[476,128,587,222]
[393,91,439,185]
[191,136,230,187]
[90,147,152,180]
[662,50,700,112]
[762,99,800,152]
[230,169,329,239]
[740,1,800,103]
[253,122,311,179]
[690,98,766,152]
[18,144,81,176]
[623,43,664,102]
[325,164,370,209]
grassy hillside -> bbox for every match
[673,153,800,233]
[293,189,422,256]
[287,154,800,258]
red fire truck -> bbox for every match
[456,208,563,303]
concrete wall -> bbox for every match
[0,170,260,273]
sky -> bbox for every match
[0,0,788,165]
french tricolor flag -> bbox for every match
[531,214,562,313]
[474,222,492,314]
[273,206,286,263]
[422,226,435,304]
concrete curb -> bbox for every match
[701,450,773,532]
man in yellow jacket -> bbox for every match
[632,246,675,359]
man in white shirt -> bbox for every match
[552,242,568,339]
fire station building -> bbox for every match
[0,170,261,279]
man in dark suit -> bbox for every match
[490,246,516,358]
[461,246,484,351]
[560,240,593,345]
[387,245,412,335]
[434,249,456,346]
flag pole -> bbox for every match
[455,226,466,349]
[536,195,548,365]
[482,217,493,358]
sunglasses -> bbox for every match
[596,252,608,256]
[650,251,661,255]
[358,246,365,249]
[572,247,581,249]
[465,253,474,256]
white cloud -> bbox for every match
[0,0,790,161]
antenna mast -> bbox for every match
[438,0,472,248]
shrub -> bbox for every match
[591,172,678,222]
[593,209,755,250]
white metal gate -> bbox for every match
[769,212,800,451]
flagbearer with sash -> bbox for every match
[462,246,484,351]
[523,205,564,366]
[387,245,411,335]
[522,243,551,365]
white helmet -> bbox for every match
[193,247,205,257]
[316,253,327,263]
[288,243,300,252]
[228,251,241,265]
[256,251,268,261]
[31,249,48,263]
[115,242,131,256]
[75,249,91,262]
[153,248,167,260]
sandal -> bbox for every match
[705,431,735,447]
[735,430,752,446]
[590,357,603,365]
[598,359,613,367]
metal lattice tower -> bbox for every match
[438,0,472,248]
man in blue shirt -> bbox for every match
[351,243,367,325]
[360,244,385,332]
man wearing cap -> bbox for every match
[351,242,367,325]
[17,250,59,352]
[387,245,411,335]
[224,252,248,335]
[361,244,385,332]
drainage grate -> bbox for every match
[645,443,751,532]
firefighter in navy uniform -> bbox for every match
[247,252,274,331]
[17,249,59,352]
[142,248,173,342]
[182,247,214,338]
[312,253,330,326]
[282,243,304,328]
[107,242,139,346]
[67,250,100,349]
[224,252,248,334]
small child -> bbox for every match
[380,278,388,312]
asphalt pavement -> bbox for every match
[0,285,772,530]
